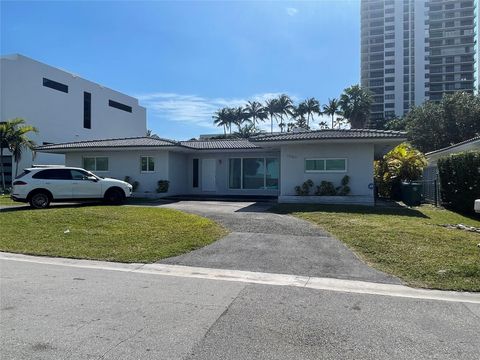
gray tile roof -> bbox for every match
[251,129,407,142]
[180,139,259,150]
[36,137,178,150]
[425,136,480,155]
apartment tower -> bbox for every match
[361,0,478,127]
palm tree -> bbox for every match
[300,98,321,128]
[264,98,278,133]
[275,94,294,133]
[0,118,38,189]
[339,85,373,129]
[232,106,247,132]
[234,122,261,138]
[213,108,229,136]
[292,105,309,130]
[318,121,329,129]
[323,98,341,129]
[244,101,267,131]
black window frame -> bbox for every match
[109,100,132,113]
[42,78,68,93]
[84,92,91,129]
[193,159,199,188]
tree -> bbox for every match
[405,92,480,152]
[299,98,321,128]
[384,117,407,131]
[374,143,427,199]
[265,98,278,133]
[244,101,267,131]
[292,105,309,130]
[0,118,38,189]
[275,94,294,132]
[234,122,261,138]
[318,121,329,129]
[339,85,373,129]
[322,98,341,129]
[212,108,230,136]
[232,106,247,132]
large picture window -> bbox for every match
[229,158,279,190]
[83,157,109,172]
[305,158,347,173]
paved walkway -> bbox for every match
[156,201,401,284]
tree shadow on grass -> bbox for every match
[269,203,430,219]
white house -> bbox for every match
[36,129,406,205]
[0,54,146,184]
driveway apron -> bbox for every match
[157,201,400,284]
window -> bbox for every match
[71,169,91,180]
[193,159,199,188]
[42,78,68,93]
[305,158,347,172]
[32,169,72,180]
[84,92,91,129]
[109,100,132,113]
[83,157,109,171]
[140,156,155,172]
[228,158,279,190]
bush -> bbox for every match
[156,180,170,193]
[375,143,427,199]
[315,181,336,196]
[124,176,139,191]
[437,151,480,214]
[295,179,314,196]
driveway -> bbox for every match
[157,201,400,284]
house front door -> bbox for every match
[202,159,216,191]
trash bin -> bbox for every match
[401,181,423,206]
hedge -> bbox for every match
[437,151,480,214]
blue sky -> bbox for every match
[1,0,360,140]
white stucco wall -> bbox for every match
[1,54,147,177]
[168,152,188,195]
[279,143,375,200]
[65,150,169,195]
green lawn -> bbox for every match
[273,204,480,292]
[0,194,15,206]
[0,205,227,262]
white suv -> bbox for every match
[11,167,133,209]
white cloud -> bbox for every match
[136,92,289,130]
[286,7,298,16]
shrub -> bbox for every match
[437,151,480,214]
[124,176,139,191]
[315,181,336,196]
[295,179,314,196]
[375,143,427,199]
[156,180,170,193]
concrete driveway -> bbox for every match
[157,201,400,284]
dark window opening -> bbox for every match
[109,100,132,113]
[32,169,72,180]
[193,159,199,188]
[84,92,91,129]
[43,78,68,93]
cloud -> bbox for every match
[136,92,289,130]
[286,7,298,16]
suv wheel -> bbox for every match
[29,191,51,209]
[104,188,125,205]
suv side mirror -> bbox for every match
[87,176,98,182]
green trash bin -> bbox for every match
[401,181,423,206]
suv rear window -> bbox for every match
[32,169,72,180]
[15,170,31,179]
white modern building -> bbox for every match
[361,0,478,127]
[0,54,146,184]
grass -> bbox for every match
[0,205,227,263]
[273,204,480,292]
[0,194,15,206]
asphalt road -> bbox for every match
[2,259,479,360]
